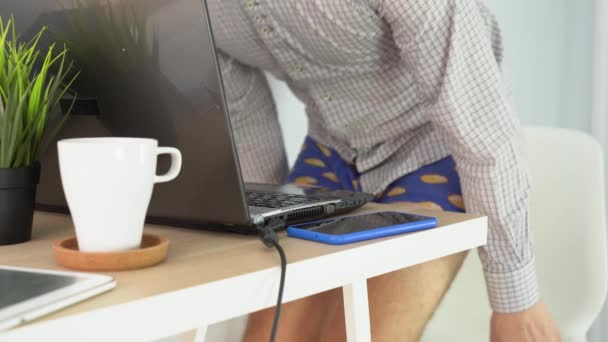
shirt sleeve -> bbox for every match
[217,52,289,184]
[377,0,539,313]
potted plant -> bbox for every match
[0,17,78,245]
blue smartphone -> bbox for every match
[287,211,438,245]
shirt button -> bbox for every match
[255,15,262,22]
[291,63,303,72]
[322,94,333,101]
[262,26,273,34]
[245,0,257,8]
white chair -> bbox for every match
[421,126,608,342]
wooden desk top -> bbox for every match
[1,203,482,326]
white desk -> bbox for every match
[0,203,486,342]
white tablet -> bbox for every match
[0,266,116,331]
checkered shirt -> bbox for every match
[208,0,539,313]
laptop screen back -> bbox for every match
[0,0,251,226]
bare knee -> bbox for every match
[244,289,342,342]
[247,252,469,342]
[366,251,469,341]
[244,309,276,342]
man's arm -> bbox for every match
[377,0,538,312]
[218,53,289,184]
[377,1,560,338]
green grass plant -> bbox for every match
[0,16,78,168]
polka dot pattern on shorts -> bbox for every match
[288,136,465,213]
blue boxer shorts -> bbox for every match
[287,136,465,213]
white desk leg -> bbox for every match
[193,325,208,342]
[342,279,371,342]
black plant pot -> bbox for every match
[0,163,40,245]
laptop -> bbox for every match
[3,0,373,233]
[0,266,115,331]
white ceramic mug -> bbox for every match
[58,138,182,252]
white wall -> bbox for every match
[484,0,594,131]
[268,74,307,167]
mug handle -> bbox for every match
[155,147,182,184]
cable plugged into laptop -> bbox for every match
[257,218,283,248]
[256,218,287,342]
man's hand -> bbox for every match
[491,301,561,342]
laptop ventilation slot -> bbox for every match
[287,207,324,221]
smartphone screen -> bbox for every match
[292,212,434,235]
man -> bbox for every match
[208,0,561,341]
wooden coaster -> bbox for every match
[53,234,169,272]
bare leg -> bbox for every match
[244,251,468,342]
[321,251,469,342]
[243,288,342,342]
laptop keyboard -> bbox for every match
[246,192,317,209]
